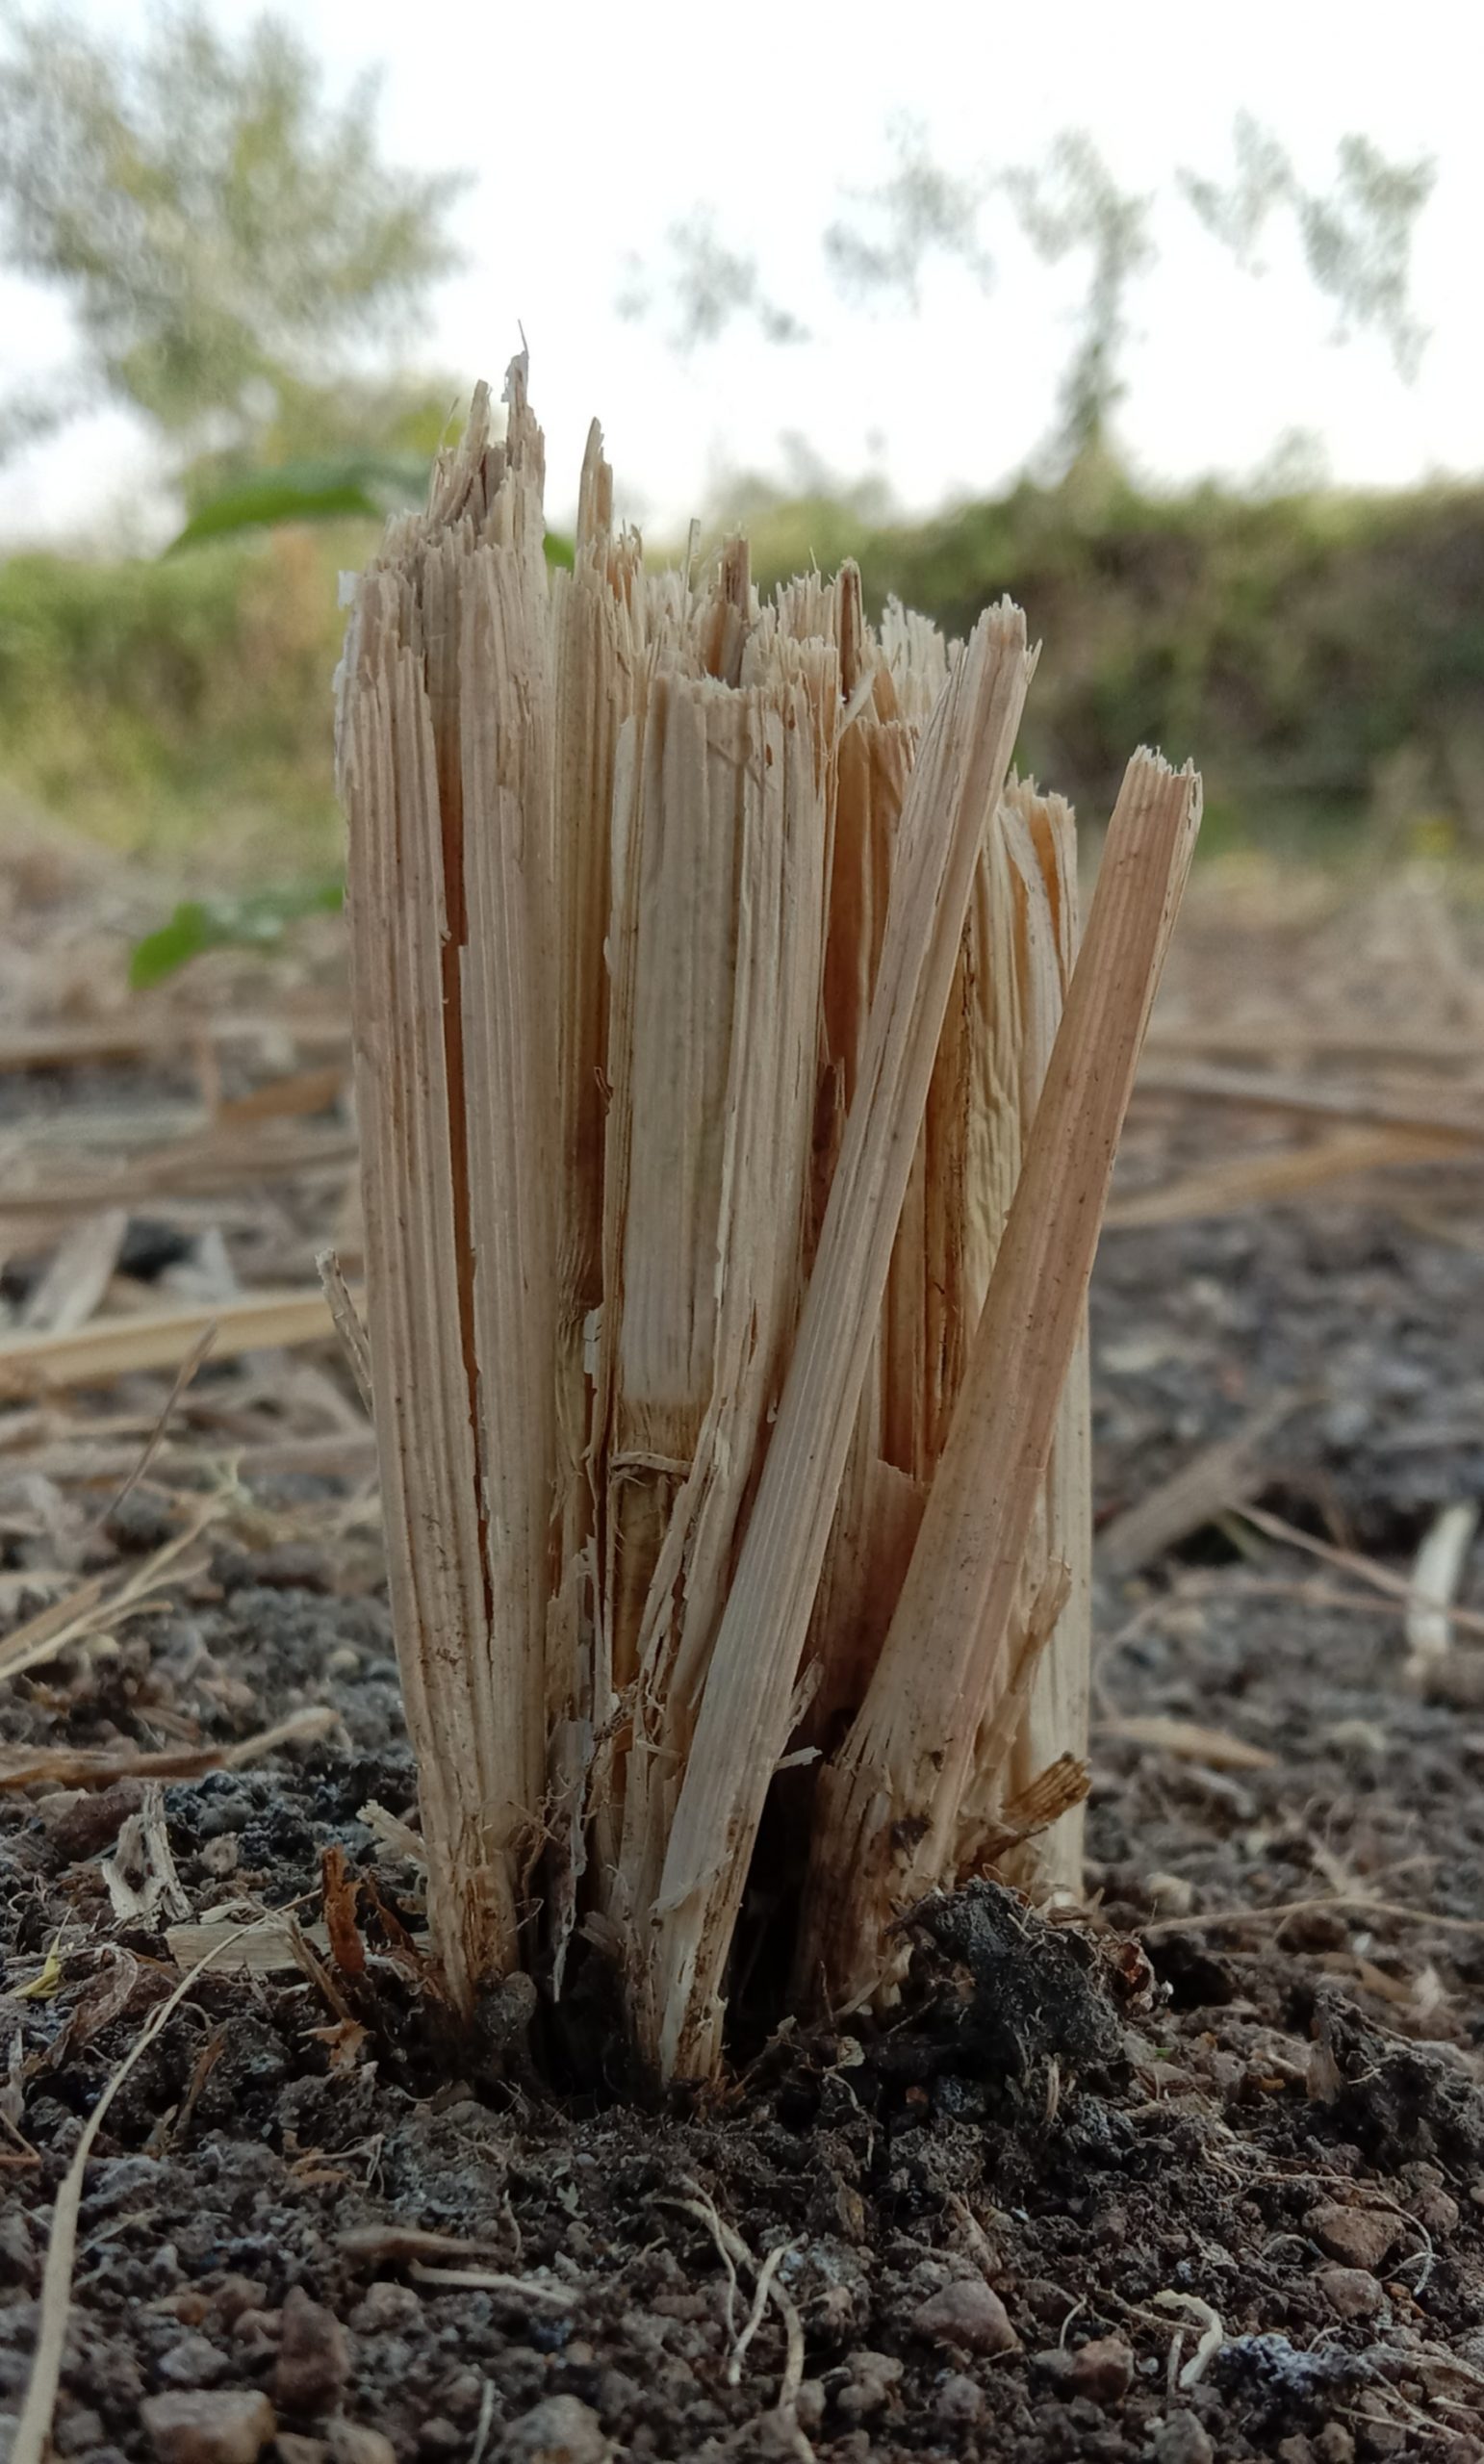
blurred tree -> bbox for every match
[1004,133,1155,466]
[617,208,806,350]
[1180,114,1433,378]
[623,114,1435,478]
[823,123,995,309]
[0,4,467,478]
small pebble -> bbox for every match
[158,2338,230,2392]
[230,2314,281,2361]
[1355,2426,1406,2460]
[1412,2186,1459,2237]
[491,2396,612,2463]
[140,2390,277,2464]
[910,2276,1017,2356]
[212,1543,335,1595]
[435,2373,485,2425]
[54,2410,106,2456]
[212,2282,268,2328]
[273,2292,350,2420]
[1152,2411,1215,2464]
[106,1490,182,1553]
[1064,2334,1134,2403]
[37,1783,143,1864]
[933,2372,985,2429]
[1324,1719,1388,1758]
[1305,2203,1400,2273]
[1317,2264,1384,2321]
[326,2426,397,2464]
[275,2440,327,2464]
[0,2214,35,2288]
[834,2351,903,2424]
[348,2284,422,2335]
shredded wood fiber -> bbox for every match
[338,353,1200,2077]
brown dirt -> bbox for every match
[2,1191,1483,2463]
[4,856,1484,2461]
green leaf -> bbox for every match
[168,456,580,566]
[129,877,344,988]
[167,454,431,550]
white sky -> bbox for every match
[0,0,1478,547]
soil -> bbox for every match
[5,872,1484,2460]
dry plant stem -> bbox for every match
[1238,1501,1484,1641]
[1105,1123,1469,1230]
[1005,1327,1091,1898]
[1403,1501,1480,1678]
[344,615,505,2008]
[797,750,1201,2017]
[645,603,1036,2081]
[600,651,835,2034]
[344,378,650,2013]
[340,375,561,2008]
[18,1205,128,1335]
[1133,1058,1484,1142]
[0,1287,341,1398]
[0,1490,221,1683]
[0,1013,345,1073]
[548,436,633,1722]
[456,474,559,1897]
[1094,1392,1298,1581]
[317,1245,373,1413]
[1140,1890,1484,1940]
[98,1322,217,1527]
[0,1706,337,1789]
[995,787,1091,1898]
[1102,1713,1277,1771]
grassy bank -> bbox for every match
[744,466,1484,860]
[3,466,1482,876]
[0,526,345,877]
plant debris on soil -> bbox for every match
[4,833,1484,2460]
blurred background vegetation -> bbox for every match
[6,475,1483,880]
[0,4,1477,898]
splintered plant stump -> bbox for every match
[337,355,1201,2080]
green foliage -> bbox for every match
[129,875,343,986]
[168,453,433,548]
[741,471,1484,850]
[0,530,344,865]
[175,373,464,517]
[7,472,1484,880]
[0,5,466,463]
[168,451,578,562]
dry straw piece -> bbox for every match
[338,353,1201,2078]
